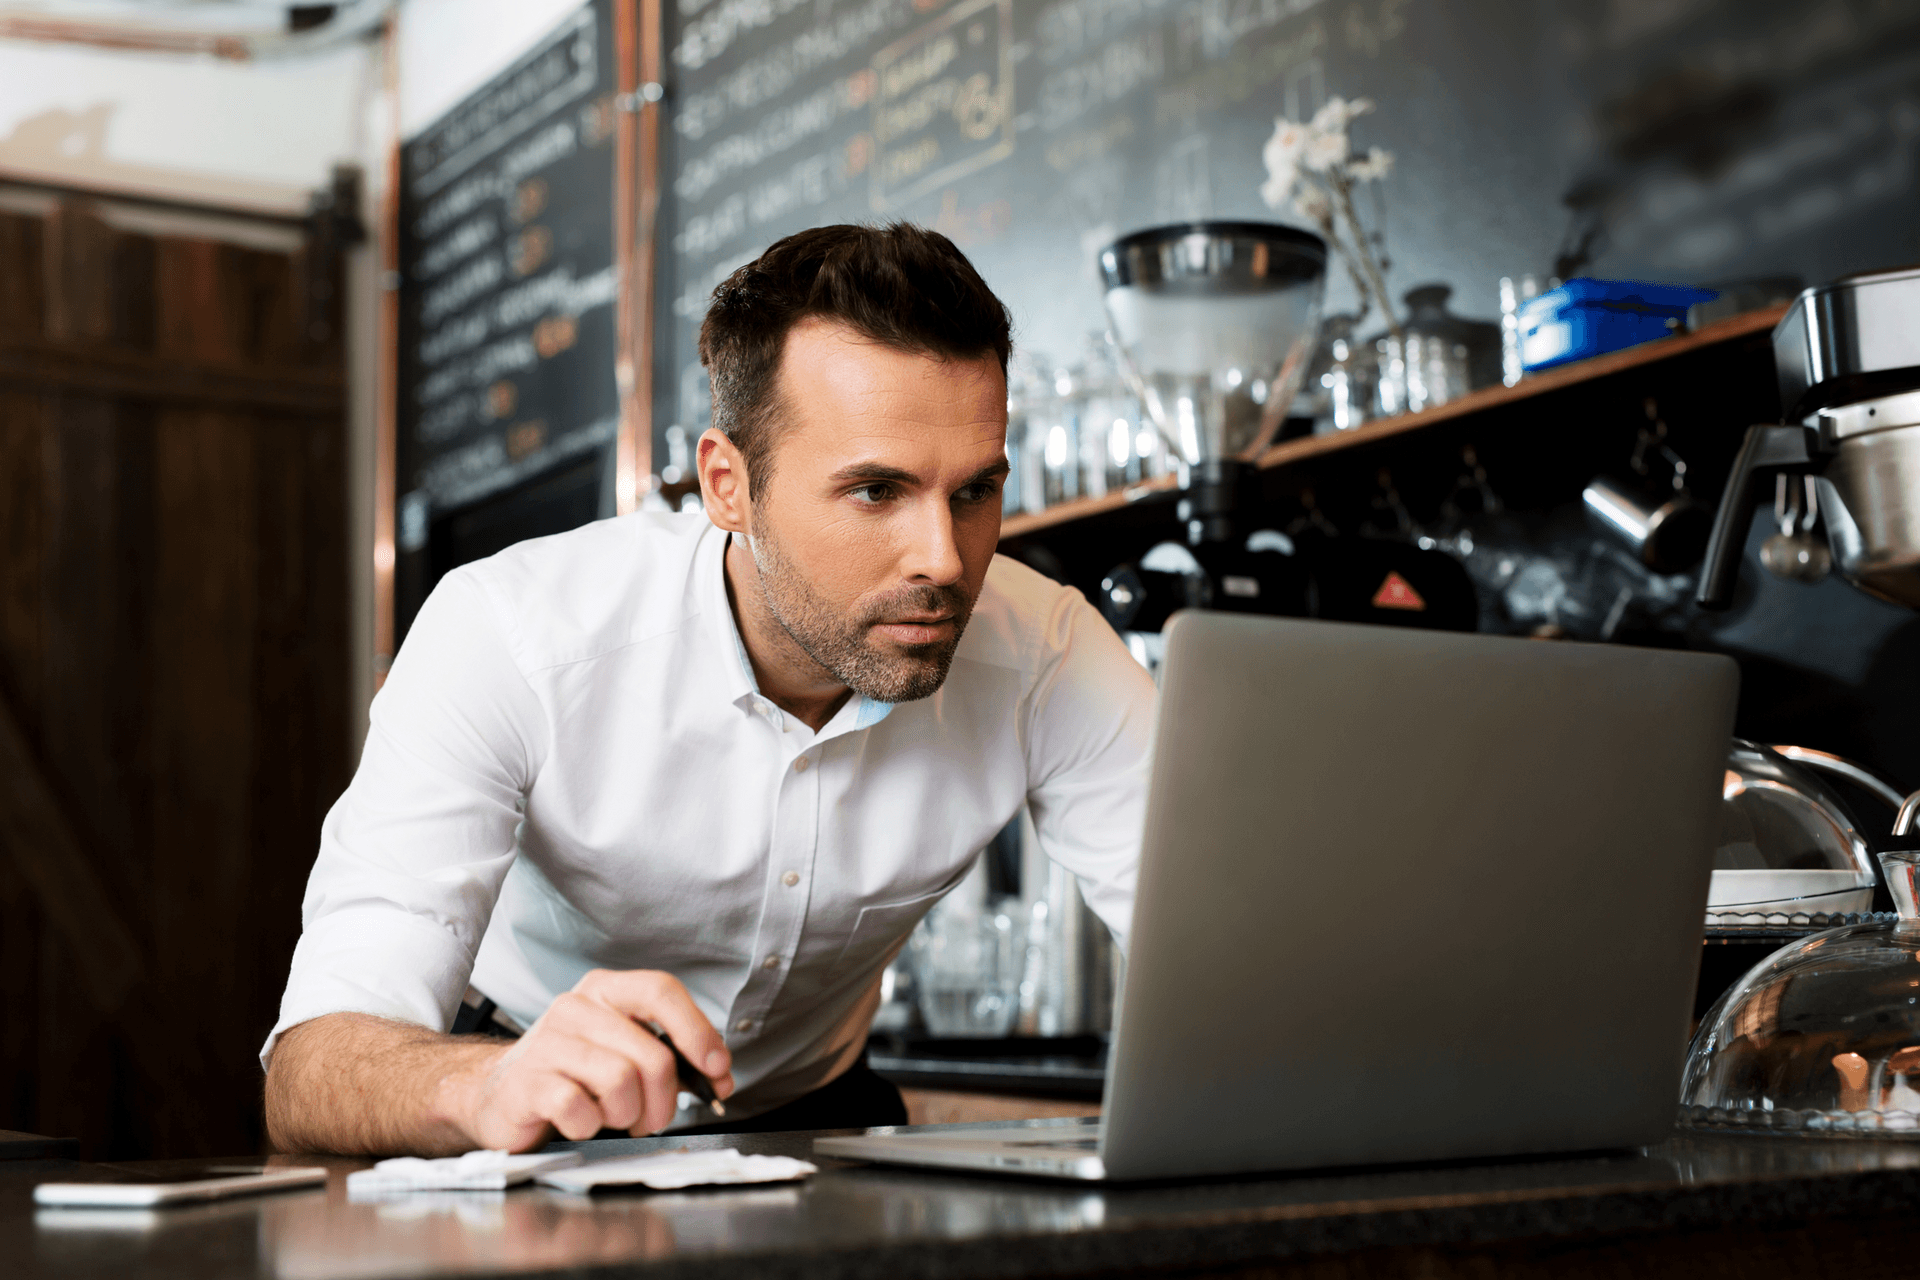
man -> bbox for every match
[263,223,1155,1155]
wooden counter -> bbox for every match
[14,1118,1920,1278]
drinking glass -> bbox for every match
[911,903,1022,1037]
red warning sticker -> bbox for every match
[1372,571,1427,611]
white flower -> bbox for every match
[1260,118,1308,210]
[1303,128,1349,172]
[1293,184,1333,225]
[1263,119,1309,168]
[1260,164,1298,211]
[1309,96,1374,135]
[1346,147,1395,182]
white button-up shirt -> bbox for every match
[265,511,1156,1121]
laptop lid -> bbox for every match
[1099,613,1737,1181]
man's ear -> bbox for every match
[696,427,752,534]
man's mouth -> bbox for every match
[870,615,955,646]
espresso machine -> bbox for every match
[1698,265,1920,610]
[1682,269,1920,1126]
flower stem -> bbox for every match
[1332,173,1402,342]
[1303,176,1373,329]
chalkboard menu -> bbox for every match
[396,0,618,636]
[653,0,1920,462]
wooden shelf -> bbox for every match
[998,475,1179,540]
[1249,304,1786,470]
[998,304,1786,542]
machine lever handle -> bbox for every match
[1696,425,1818,610]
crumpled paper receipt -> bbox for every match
[347,1149,582,1195]
[536,1148,817,1193]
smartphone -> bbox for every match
[35,1164,328,1207]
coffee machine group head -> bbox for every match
[1699,265,1920,611]
[1099,222,1327,544]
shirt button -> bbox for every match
[782,871,800,887]
[735,1018,754,1033]
[793,755,810,773]
[763,954,782,970]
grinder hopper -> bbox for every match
[1099,222,1327,544]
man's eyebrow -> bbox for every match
[826,458,1011,487]
[827,461,921,485]
[965,458,1011,484]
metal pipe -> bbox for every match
[1770,745,1910,812]
[0,0,394,62]
[1897,791,1920,840]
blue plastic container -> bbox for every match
[1518,277,1719,372]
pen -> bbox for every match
[656,1030,726,1116]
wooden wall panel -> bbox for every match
[0,196,350,1159]
[0,213,43,339]
[31,926,120,1154]
[248,413,350,1071]
[151,409,261,1154]
[44,399,140,881]
[153,237,229,363]
[32,397,143,1153]
[0,836,40,1128]
[41,204,116,346]
[239,247,299,367]
[0,381,44,1137]
[0,392,44,727]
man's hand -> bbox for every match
[265,970,732,1157]
[449,969,734,1150]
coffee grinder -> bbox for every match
[1096,222,1327,625]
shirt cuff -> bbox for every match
[259,906,477,1071]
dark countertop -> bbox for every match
[0,1132,77,1162]
[15,1120,1920,1279]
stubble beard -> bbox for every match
[745,522,976,703]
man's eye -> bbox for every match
[956,481,1000,504]
[849,483,894,505]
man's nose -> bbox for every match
[901,496,964,586]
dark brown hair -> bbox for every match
[698,222,1013,489]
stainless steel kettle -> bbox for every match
[1698,266,1920,610]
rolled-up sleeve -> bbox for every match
[1022,591,1157,953]
[260,569,547,1068]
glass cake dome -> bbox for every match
[1681,833,1920,1138]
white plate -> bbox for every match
[1707,869,1873,914]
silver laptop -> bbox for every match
[817,612,1737,1181]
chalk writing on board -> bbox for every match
[871,0,1016,209]
[411,7,601,200]
[655,0,1920,479]
[400,0,618,516]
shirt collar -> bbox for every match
[695,523,757,711]
[700,526,894,734]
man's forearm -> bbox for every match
[265,1012,505,1156]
